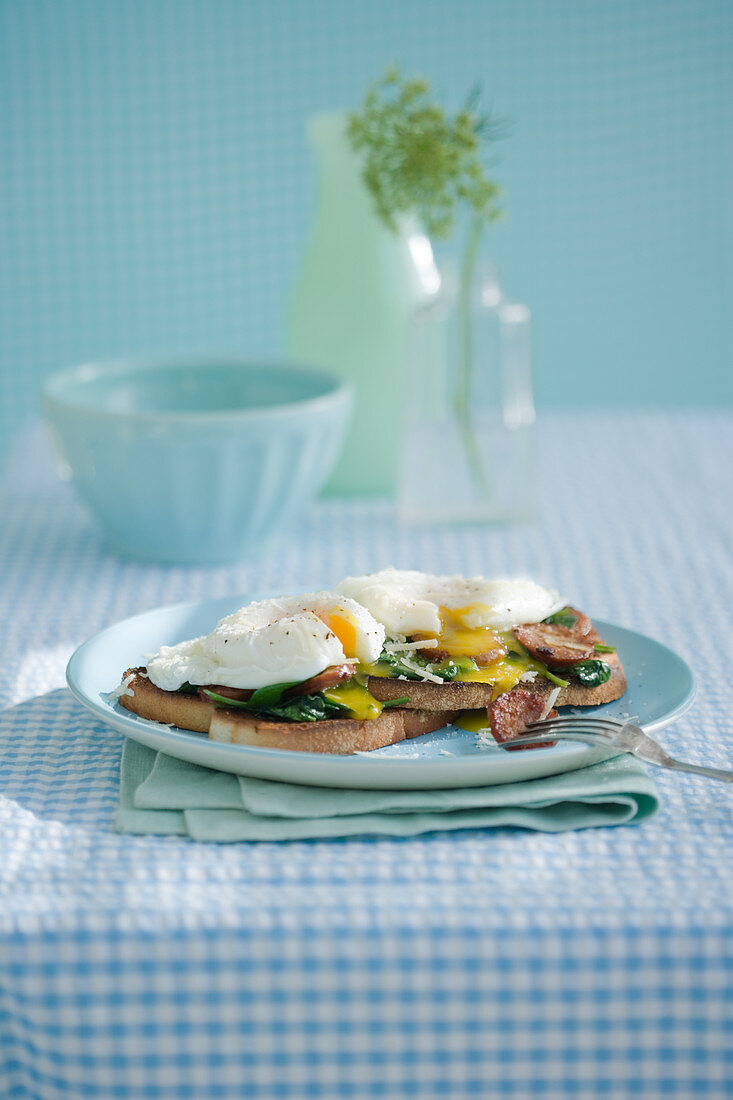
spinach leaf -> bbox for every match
[255,693,349,723]
[177,682,199,695]
[201,682,300,710]
[570,659,611,687]
[435,659,462,682]
[246,681,301,709]
[542,607,578,629]
[201,688,252,709]
[376,648,476,682]
[202,684,349,722]
[540,669,570,688]
[374,651,425,680]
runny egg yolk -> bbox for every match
[418,606,506,659]
[457,655,532,698]
[320,610,358,658]
[323,681,382,721]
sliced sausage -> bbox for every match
[487,688,558,751]
[199,684,253,702]
[513,623,595,668]
[198,663,354,704]
[504,709,559,751]
[286,662,354,697]
[488,688,544,742]
[564,606,592,637]
[417,641,506,667]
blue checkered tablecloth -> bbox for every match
[1,413,732,1100]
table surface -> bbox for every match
[1,412,732,1100]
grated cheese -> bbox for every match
[107,673,136,702]
[383,638,440,653]
[397,656,444,684]
[518,670,537,683]
[476,727,498,751]
[539,687,561,720]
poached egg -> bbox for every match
[145,593,386,692]
[335,567,565,655]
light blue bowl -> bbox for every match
[43,357,353,563]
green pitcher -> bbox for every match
[289,113,433,496]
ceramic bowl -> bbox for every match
[43,357,353,563]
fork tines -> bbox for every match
[525,716,628,733]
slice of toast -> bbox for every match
[117,669,458,754]
[366,647,626,710]
[118,670,215,732]
[209,705,458,754]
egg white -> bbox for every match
[335,567,565,636]
[145,592,385,692]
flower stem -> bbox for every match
[455,213,490,500]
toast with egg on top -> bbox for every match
[117,669,457,753]
[113,591,458,753]
[334,569,626,714]
[113,573,626,755]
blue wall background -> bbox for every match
[1,0,732,466]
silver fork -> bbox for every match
[498,717,733,782]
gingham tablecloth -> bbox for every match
[1,413,732,1100]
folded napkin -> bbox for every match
[115,740,659,841]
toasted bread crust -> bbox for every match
[209,707,458,753]
[119,670,216,732]
[367,641,627,711]
[368,676,502,710]
[117,669,458,754]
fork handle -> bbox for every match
[658,757,733,782]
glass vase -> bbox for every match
[398,262,536,524]
[289,112,435,496]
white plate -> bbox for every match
[66,594,697,790]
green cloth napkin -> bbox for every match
[115,740,659,841]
